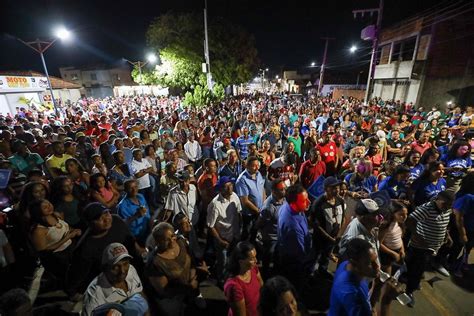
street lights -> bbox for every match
[17,26,73,117]
[259,68,269,93]
[350,45,358,53]
[311,61,316,67]
[124,53,158,96]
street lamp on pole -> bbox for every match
[124,53,158,96]
[259,68,269,93]
[16,26,73,117]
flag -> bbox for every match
[307,175,325,199]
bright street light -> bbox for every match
[55,27,71,41]
[17,26,74,117]
[147,53,158,63]
[275,75,279,79]
[265,68,269,71]
[311,62,316,67]
[350,45,357,53]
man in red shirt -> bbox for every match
[411,131,432,155]
[317,131,338,176]
[299,148,326,189]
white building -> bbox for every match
[0,71,82,116]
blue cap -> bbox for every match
[323,176,342,189]
[215,176,235,190]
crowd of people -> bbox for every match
[0,93,473,316]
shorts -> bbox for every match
[380,248,401,266]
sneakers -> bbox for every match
[434,264,450,277]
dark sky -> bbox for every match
[0,0,442,80]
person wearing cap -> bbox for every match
[254,179,286,277]
[8,139,44,175]
[82,243,147,316]
[164,170,198,225]
[66,203,138,299]
[206,176,242,282]
[309,176,346,278]
[338,199,382,261]
[276,184,312,291]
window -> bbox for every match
[391,43,402,62]
[401,37,417,61]
[90,73,97,80]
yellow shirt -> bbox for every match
[46,154,73,173]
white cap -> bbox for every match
[102,243,133,266]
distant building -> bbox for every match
[59,65,134,98]
[371,4,474,108]
[0,70,82,116]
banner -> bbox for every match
[0,76,48,91]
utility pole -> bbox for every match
[318,37,335,97]
[203,0,213,91]
[353,0,384,103]
[17,38,60,117]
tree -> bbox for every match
[136,12,258,107]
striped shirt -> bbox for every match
[409,201,451,254]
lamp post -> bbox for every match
[124,53,157,96]
[17,27,72,117]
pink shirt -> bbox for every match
[224,266,261,316]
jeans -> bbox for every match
[405,246,433,293]
[261,240,277,278]
[214,239,235,282]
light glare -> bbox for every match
[55,27,71,40]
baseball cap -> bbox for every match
[175,170,191,182]
[75,132,86,139]
[101,243,133,266]
[355,199,380,216]
[323,176,342,189]
[376,130,386,140]
[215,176,235,190]
[83,202,109,222]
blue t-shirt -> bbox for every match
[328,260,371,316]
[117,193,150,239]
[277,202,311,268]
[235,135,254,159]
[344,173,377,193]
[412,178,446,206]
[453,194,474,231]
[378,176,407,199]
[408,164,424,183]
[441,154,472,178]
[235,170,265,215]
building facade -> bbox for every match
[59,66,134,98]
[371,4,474,109]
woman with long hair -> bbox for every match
[379,201,408,275]
[441,140,473,193]
[411,161,446,206]
[224,241,263,316]
[89,173,120,209]
[343,159,378,197]
[402,150,424,184]
[65,157,90,195]
[420,147,440,167]
[29,199,81,280]
[50,176,83,228]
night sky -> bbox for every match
[0,0,441,80]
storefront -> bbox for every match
[0,73,82,116]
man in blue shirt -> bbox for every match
[277,184,311,291]
[329,238,397,316]
[117,179,151,244]
[235,126,254,160]
[235,156,266,240]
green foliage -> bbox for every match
[139,11,258,106]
